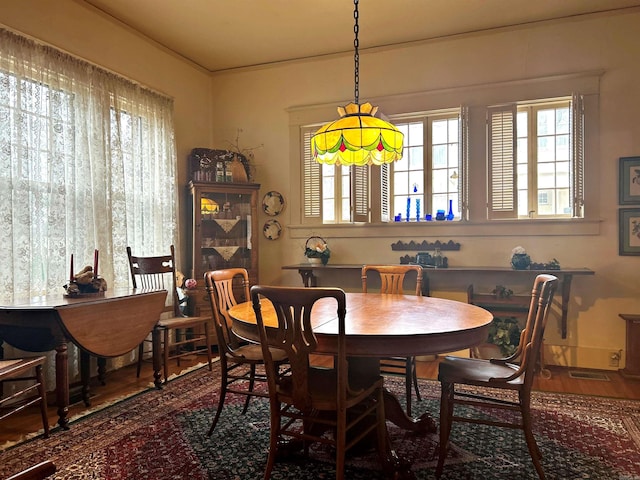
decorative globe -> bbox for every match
[185,278,197,289]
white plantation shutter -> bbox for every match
[487,104,517,219]
[302,128,322,223]
[460,106,469,221]
[571,93,585,218]
[352,165,370,222]
[380,162,390,222]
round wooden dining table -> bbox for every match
[228,292,493,433]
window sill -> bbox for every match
[288,218,601,240]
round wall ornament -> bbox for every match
[263,219,282,240]
[262,191,285,216]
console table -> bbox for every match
[282,264,594,339]
[619,313,640,379]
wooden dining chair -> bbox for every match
[435,274,558,479]
[251,285,387,480]
[0,356,49,438]
[203,268,287,435]
[361,264,423,415]
[127,245,213,383]
[5,461,56,480]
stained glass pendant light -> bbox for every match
[310,0,404,166]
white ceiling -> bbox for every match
[82,0,640,73]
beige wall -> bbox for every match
[1,2,639,369]
[208,10,640,370]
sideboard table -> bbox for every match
[619,313,640,379]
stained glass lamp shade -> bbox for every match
[311,102,404,166]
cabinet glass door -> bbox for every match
[198,191,254,276]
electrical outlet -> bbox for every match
[609,351,621,368]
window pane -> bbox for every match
[393,197,410,220]
[432,145,447,168]
[517,111,528,136]
[408,122,423,145]
[432,169,448,193]
[516,161,528,183]
[556,188,571,214]
[556,161,570,187]
[538,189,554,215]
[323,176,334,195]
[448,171,459,191]
[432,193,448,213]
[341,198,350,222]
[394,171,408,195]
[448,144,458,167]
[409,173,423,193]
[323,199,335,222]
[448,118,458,140]
[556,134,570,161]
[408,146,423,170]
[394,153,408,171]
[322,163,334,176]
[517,138,527,163]
[432,120,447,144]
[537,161,555,188]
[341,174,350,192]
[556,107,570,134]
[537,109,555,135]
[537,136,554,162]
[518,189,529,217]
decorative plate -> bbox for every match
[262,191,285,216]
[263,219,282,240]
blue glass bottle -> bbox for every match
[446,199,454,221]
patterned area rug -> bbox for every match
[2,365,640,479]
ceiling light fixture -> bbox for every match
[310,0,404,166]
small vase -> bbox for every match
[307,257,322,265]
[511,253,531,270]
[446,199,454,221]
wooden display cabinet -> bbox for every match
[187,181,260,318]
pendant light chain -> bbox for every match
[353,0,359,105]
[309,0,404,166]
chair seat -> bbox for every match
[157,314,211,329]
[439,355,523,387]
[0,358,44,375]
[228,344,287,363]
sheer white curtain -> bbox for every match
[0,28,178,384]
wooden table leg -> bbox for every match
[55,342,70,429]
[383,389,437,433]
[152,326,163,389]
[349,357,437,434]
[298,268,316,287]
[80,350,91,407]
[560,274,573,339]
[97,357,107,385]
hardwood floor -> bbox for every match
[2,354,640,446]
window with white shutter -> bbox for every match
[488,97,583,220]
